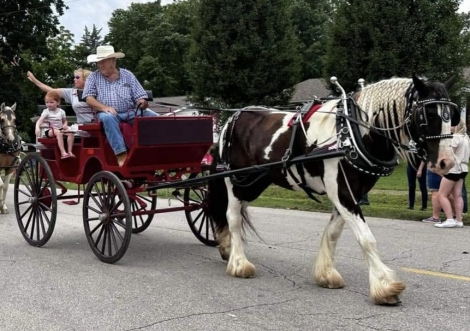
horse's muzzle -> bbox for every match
[429,156,455,176]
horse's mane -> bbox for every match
[356,77,411,121]
[356,78,413,162]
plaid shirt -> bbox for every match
[82,68,147,114]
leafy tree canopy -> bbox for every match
[187,0,301,108]
[324,0,470,92]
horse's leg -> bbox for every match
[0,173,5,214]
[1,170,13,214]
[225,179,256,278]
[320,162,405,305]
[217,225,231,261]
[314,209,346,289]
[340,208,405,304]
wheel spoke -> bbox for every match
[83,171,132,263]
[15,154,57,247]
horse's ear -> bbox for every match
[10,103,16,112]
[444,74,457,91]
[0,103,4,111]
[412,73,427,93]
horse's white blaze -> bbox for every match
[225,178,255,278]
[433,104,456,174]
[263,113,295,160]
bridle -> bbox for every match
[404,87,457,158]
[0,108,21,153]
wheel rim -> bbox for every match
[14,153,57,247]
[83,171,132,263]
[184,173,217,246]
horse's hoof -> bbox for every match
[376,295,402,306]
[219,247,230,261]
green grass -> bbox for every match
[250,162,470,224]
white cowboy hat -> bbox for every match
[87,45,125,63]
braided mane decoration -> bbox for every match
[356,78,412,161]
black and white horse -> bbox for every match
[208,75,459,305]
[0,103,21,214]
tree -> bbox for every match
[72,25,104,69]
[105,2,164,74]
[323,0,469,92]
[0,0,67,140]
[105,0,196,97]
[187,0,301,108]
[290,0,333,80]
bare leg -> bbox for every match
[51,129,66,155]
[452,179,464,221]
[438,178,454,220]
[314,209,346,288]
[67,133,74,154]
[431,191,441,218]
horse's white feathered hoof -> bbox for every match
[227,259,256,278]
[314,268,345,289]
[371,281,406,305]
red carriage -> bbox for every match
[14,110,217,263]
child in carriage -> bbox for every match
[35,90,75,159]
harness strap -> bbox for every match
[286,165,321,203]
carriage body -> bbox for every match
[36,116,213,184]
[15,113,216,263]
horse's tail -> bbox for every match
[207,143,229,239]
[207,142,262,242]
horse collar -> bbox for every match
[336,98,398,177]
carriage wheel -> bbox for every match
[14,153,57,247]
[184,172,218,246]
[83,171,132,263]
[130,192,157,234]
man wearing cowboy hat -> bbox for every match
[82,45,157,167]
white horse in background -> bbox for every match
[0,103,21,213]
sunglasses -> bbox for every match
[73,76,81,79]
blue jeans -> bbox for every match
[96,109,158,155]
[426,169,442,191]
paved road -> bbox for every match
[0,188,469,331]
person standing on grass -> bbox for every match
[407,158,427,210]
[435,120,470,228]
[422,169,443,223]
